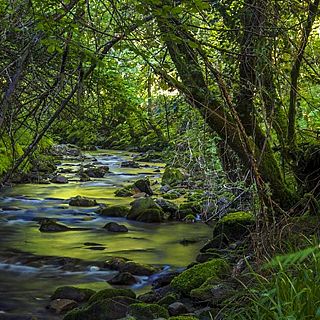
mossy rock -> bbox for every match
[115,186,134,197]
[88,288,136,305]
[155,198,178,216]
[135,208,163,223]
[127,198,163,222]
[190,282,234,303]
[128,303,169,320]
[158,293,179,306]
[104,257,158,276]
[189,276,220,301]
[51,286,95,302]
[133,178,153,195]
[97,205,130,217]
[63,298,129,320]
[162,167,185,186]
[170,259,229,295]
[213,211,255,241]
[69,196,97,207]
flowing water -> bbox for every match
[0,150,211,319]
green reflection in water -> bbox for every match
[9,222,210,267]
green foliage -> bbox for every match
[225,245,320,319]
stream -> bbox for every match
[0,150,212,319]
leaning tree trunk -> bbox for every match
[152,2,298,210]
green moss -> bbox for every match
[88,288,136,305]
[158,293,179,306]
[129,303,169,320]
[190,277,220,301]
[64,297,129,320]
[135,208,163,223]
[171,259,229,295]
[220,211,254,224]
[213,211,255,242]
[97,205,130,217]
[127,198,163,222]
[115,186,134,197]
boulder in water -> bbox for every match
[121,160,140,168]
[114,186,134,197]
[96,205,129,217]
[69,196,97,207]
[127,197,163,223]
[51,175,69,184]
[107,272,137,285]
[39,219,71,232]
[104,257,158,276]
[133,178,153,195]
[103,222,128,233]
[84,166,109,178]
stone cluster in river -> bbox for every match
[45,207,255,319]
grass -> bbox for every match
[224,241,320,320]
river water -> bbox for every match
[0,150,211,319]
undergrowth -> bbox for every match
[225,240,320,319]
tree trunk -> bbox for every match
[153,3,297,210]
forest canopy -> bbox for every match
[1,0,320,212]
